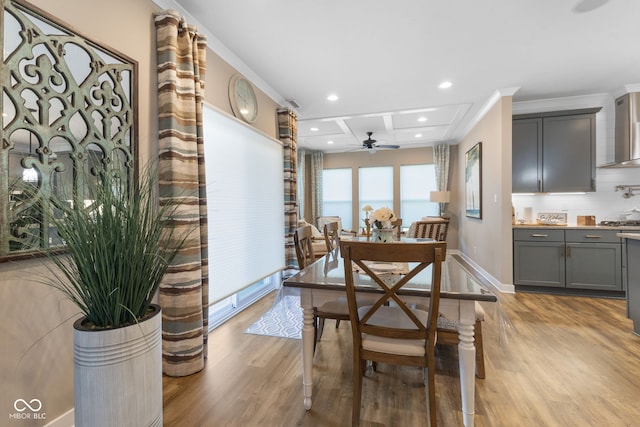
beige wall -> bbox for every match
[203,53,278,137]
[0,0,280,423]
[316,146,460,249]
[457,96,514,285]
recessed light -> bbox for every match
[327,140,334,145]
[417,116,427,122]
[310,127,319,132]
[415,133,422,138]
[327,94,339,102]
[438,81,452,89]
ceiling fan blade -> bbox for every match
[375,144,400,149]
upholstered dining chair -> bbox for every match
[436,305,486,379]
[339,240,447,427]
[406,218,486,378]
[297,219,328,258]
[407,217,450,241]
[294,225,349,351]
[317,216,357,238]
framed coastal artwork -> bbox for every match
[465,142,482,219]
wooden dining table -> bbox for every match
[283,238,498,427]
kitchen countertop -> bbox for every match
[513,224,640,231]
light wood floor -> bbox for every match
[163,291,640,427]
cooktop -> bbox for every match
[599,220,640,227]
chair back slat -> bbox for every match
[408,218,450,241]
[323,221,340,252]
[294,225,315,269]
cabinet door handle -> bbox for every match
[584,235,602,239]
[531,234,548,238]
[561,245,565,257]
[567,246,571,257]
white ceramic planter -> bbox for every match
[73,304,162,427]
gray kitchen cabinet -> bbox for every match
[513,229,565,288]
[565,230,622,291]
[514,228,623,293]
[512,118,542,193]
[512,109,599,193]
[623,237,640,334]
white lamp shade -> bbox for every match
[429,190,450,203]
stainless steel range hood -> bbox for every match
[601,92,640,167]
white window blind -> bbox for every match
[322,168,353,230]
[203,105,285,305]
[359,166,393,213]
[400,164,438,223]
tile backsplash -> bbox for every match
[512,167,640,225]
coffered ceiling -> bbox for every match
[164,0,640,153]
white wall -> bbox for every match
[457,95,514,288]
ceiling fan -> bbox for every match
[361,132,400,153]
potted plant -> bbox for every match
[41,165,188,427]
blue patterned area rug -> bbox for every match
[244,294,302,339]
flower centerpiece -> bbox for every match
[369,207,395,242]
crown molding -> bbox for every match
[152,0,287,107]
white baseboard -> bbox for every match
[44,409,73,427]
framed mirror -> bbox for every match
[1,0,137,259]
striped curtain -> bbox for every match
[278,109,298,271]
[310,151,323,224]
[297,149,306,221]
[154,10,208,377]
[434,144,450,214]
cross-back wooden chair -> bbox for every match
[293,225,315,269]
[391,218,403,239]
[314,221,351,337]
[323,221,341,252]
[339,240,447,427]
[295,225,349,351]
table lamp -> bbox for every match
[429,190,450,217]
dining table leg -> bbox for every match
[300,290,315,410]
[458,299,477,427]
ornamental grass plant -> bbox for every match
[43,166,188,329]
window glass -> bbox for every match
[359,166,393,221]
[322,168,353,230]
[400,164,439,224]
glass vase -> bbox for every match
[372,228,394,243]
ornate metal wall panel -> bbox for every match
[1,0,137,258]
